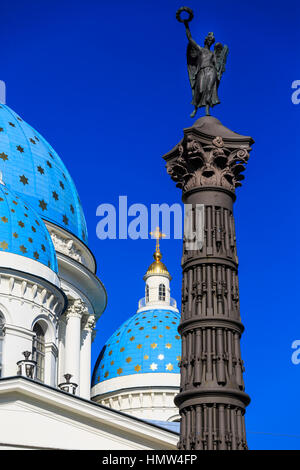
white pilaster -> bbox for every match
[64,299,88,395]
[2,324,35,377]
[44,342,58,387]
[80,315,95,400]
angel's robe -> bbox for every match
[187,45,220,109]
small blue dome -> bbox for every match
[0,104,87,243]
[92,309,181,386]
[0,182,58,272]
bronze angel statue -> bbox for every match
[176,7,229,117]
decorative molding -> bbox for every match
[50,231,86,266]
[0,271,65,318]
[95,388,179,422]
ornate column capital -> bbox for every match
[82,314,96,332]
[162,118,254,194]
[66,299,88,320]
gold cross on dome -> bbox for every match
[150,226,166,251]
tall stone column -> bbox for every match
[65,299,88,393]
[80,315,95,399]
[163,116,254,450]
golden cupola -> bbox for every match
[144,227,172,281]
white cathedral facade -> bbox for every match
[0,103,180,449]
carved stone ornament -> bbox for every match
[163,118,254,195]
[82,314,96,331]
[66,298,89,319]
[50,231,86,265]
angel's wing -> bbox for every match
[214,43,229,82]
[186,43,200,93]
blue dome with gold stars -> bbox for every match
[0,180,57,272]
[0,104,87,243]
[92,309,181,386]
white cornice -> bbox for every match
[0,377,178,448]
[0,251,59,286]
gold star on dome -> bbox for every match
[108,350,113,356]
[0,128,3,132]
[117,368,123,375]
[70,204,74,214]
[32,226,36,232]
[0,152,8,161]
[165,343,172,349]
[126,357,132,363]
[0,241,8,250]
[37,166,44,175]
[134,365,141,372]
[33,251,39,260]
[158,354,164,360]
[166,363,173,371]
[46,160,52,168]
[150,363,158,371]
[13,201,18,205]
[159,335,163,338]
[144,355,149,360]
[52,191,59,201]
[175,335,180,340]
[104,372,109,378]
[13,232,18,238]
[28,238,33,243]
[152,326,157,330]
[16,145,24,153]
[136,344,142,349]
[1,216,8,223]
[20,245,27,254]
[39,200,47,211]
[63,215,69,225]
[110,361,114,365]
[59,181,64,190]
[151,343,157,349]
[18,221,24,228]
[8,122,15,127]
[120,347,125,352]
[19,175,28,185]
[41,244,46,251]
[165,326,170,330]
[129,336,135,341]
[176,355,181,361]
[29,138,36,144]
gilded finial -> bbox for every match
[150,226,166,260]
[145,227,171,280]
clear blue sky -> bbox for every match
[2,0,300,450]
